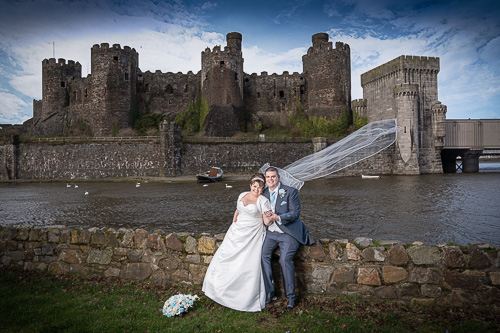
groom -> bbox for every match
[261,166,314,311]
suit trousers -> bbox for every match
[261,230,300,299]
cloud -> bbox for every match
[0,89,30,124]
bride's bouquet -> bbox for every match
[162,294,200,317]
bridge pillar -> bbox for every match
[462,150,482,173]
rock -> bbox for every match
[90,230,107,245]
[17,228,29,241]
[214,233,226,241]
[409,268,440,284]
[185,236,197,253]
[442,290,479,307]
[490,271,500,285]
[127,250,142,263]
[70,230,90,244]
[335,239,348,244]
[382,266,408,284]
[172,269,189,281]
[468,245,491,269]
[104,267,120,277]
[319,238,330,244]
[151,270,168,286]
[331,266,355,284]
[353,237,373,247]
[48,262,63,275]
[328,242,343,261]
[387,244,408,265]
[189,264,208,284]
[122,263,152,281]
[10,251,24,261]
[407,246,441,265]
[421,284,442,298]
[147,233,165,250]
[203,255,213,264]
[158,253,181,273]
[198,237,216,255]
[186,254,201,264]
[346,243,360,261]
[87,249,113,265]
[443,269,481,290]
[395,283,420,298]
[311,265,334,283]
[141,249,156,263]
[412,241,424,246]
[374,286,396,299]
[361,248,385,262]
[357,267,381,285]
[59,249,82,264]
[411,298,435,306]
[442,246,465,268]
[379,240,403,246]
[47,229,60,243]
[41,243,53,256]
[164,233,183,252]
[309,243,326,261]
[469,242,494,249]
[133,230,148,248]
[29,229,41,241]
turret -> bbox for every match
[89,43,139,135]
[302,33,351,119]
[201,32,244,107]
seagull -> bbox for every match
[225,184,233,188]
[75,185,79,188]
[136,182,141,188]
[203,184,209,187]
[85,191,89,195]
[66,184,71,188]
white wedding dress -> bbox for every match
[202,192,271,312]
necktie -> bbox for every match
[271,191,276,207]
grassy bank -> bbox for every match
[0,268,497,332]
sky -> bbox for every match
[0,0,499,125]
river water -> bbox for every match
[1,162,499,246]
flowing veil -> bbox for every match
[259,119,399,190]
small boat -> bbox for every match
[197,167,224,183]
[362,175,380,179]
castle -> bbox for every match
[22,31,447,175]
[27,32,352,137]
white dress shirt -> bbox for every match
[267,185,283,233]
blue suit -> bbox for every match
[261,183,314,300]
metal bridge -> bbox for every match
[442,119,500,172]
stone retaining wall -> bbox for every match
[1,226,498,309]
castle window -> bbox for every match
[84,89,88,98]
[113,56,118,62]
[168,100,172,105]
[124,72,129,81]
[73,91,77,101]
[279,91,284,98]
[166,84,173,94]
[245,78,249,83]
[60,81,65,88]
[235,73,238,81]
[220,61,224,68]
[184,85,188,93]
[257,92,261,98]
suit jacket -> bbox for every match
[262,183,314,245]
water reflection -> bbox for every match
[1,170,499,246]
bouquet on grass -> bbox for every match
[162,294,200,317]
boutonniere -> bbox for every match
[278,188,286,198]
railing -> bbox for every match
[33,136,160,143]
[444,119,500,150]
[182,135,311,143]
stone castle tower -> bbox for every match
[29,32,352,137]
[302,33,351,118]
[355,56,447,174]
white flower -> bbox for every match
[162,294,199,317]
[278,188,286,198]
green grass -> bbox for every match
[0,268,497,332]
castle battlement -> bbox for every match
[362,55,439,86]
[394,83,419,97]
[42,58,81,69]
[91,43,136,53]
[143,70,199,77]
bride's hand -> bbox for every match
[233,210,239,223]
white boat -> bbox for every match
[361,175,380,179]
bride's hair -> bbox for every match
[249,173,265,187]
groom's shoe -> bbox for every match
[286,297,295,311]
[265,292,277,305]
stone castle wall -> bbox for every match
[1,226,498,309]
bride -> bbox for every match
[202,173,273,312]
